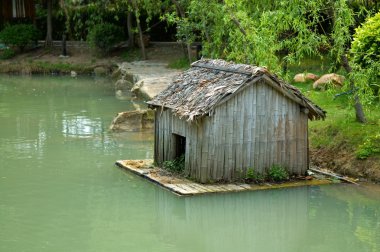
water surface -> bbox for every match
[0,75,379,252]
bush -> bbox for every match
[351,12,380,68]
[268,165,289,182]
[0,24,39,52]
[0,48,16,59]
[245,168,266,183]
[356,133,380,159]
[163,155,185,173]
[87,23,124,55]
[350,12,380,96]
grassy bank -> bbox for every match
[0,60,98,75]
[289,65,380,181]
[0,47,118,75]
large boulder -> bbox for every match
[313,73,345,90]
[94,66,108,76]
[115,79,133,91]
[109,110,154,132]
[293,73,319,83]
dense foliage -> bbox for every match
[350,11,380,98]
[0,48,15,60]
[0,24,39,51]
[163,155,185,173]
[87,23,124,54]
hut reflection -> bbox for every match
[153,187,310,252]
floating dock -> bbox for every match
[115,160,334,196]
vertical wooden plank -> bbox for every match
[258,82,266,173]
[200,119,209,183]
[223,104,229,180]
[214,107,223,180]
[252,83,259,173]
[207,117,213,180]
[266,84,273,169]
[245,85,253,171]
[295,106,301,175]
[291,102,297,174]
[272,85,281,164]
[281,94,287,169]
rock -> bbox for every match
[293,73,319,83]
[305,73,319,81]
[115,90,132,100]
[115,79,133,91]
[109,110,154,132]
[131,77,176,99]
[94,66,108,76]
[293,74,306,83]
[111,68,122,79]
[116,61,181,99]
[313,73,345,90]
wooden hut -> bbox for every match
[147,59,326,183]
[0,0,35,27]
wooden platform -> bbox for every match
[115,160,334,196]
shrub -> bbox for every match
[350,12,380,96]
[351,12,380,69]
[163,154,185,173]
[245,168,266,183]
[0,48,16,59]
[356,133,380,159]
[0,24,39,52]
[268,165,289,182]
[87,23,124,55]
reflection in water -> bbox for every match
[154,185,380,252]
[0,75,379,252]
[155,188,308,252]
[62,112,103,138]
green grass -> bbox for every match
[289,73,380,159]
[121,48,143,62]
[167,57,191,69]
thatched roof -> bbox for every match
[147,59,326,121]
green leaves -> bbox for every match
[350,11,380,102]
[87,23,124,55]
[0,24,39,52]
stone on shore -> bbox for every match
[313,73,345,90]
[293,73,319,83]
[116,61,181,99]
[109,110,154,132]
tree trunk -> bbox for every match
[171,0,192,63]
[130,0,146,60]
[45,0,53,47]
[135,14,146,60]
[340,55,367,123]
[127,11,134,48]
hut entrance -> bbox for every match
[172,133,186,159]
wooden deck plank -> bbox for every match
[116,159,336,197]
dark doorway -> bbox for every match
[172,134,186,159]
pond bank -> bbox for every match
[1,45,378,184]
[0,47,118,75]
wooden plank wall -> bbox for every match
[154,79,309,183]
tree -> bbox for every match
[350,11,380,100]
[45,0,53,46]
[174,0,374,123]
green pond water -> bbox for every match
[0,75,379,252]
